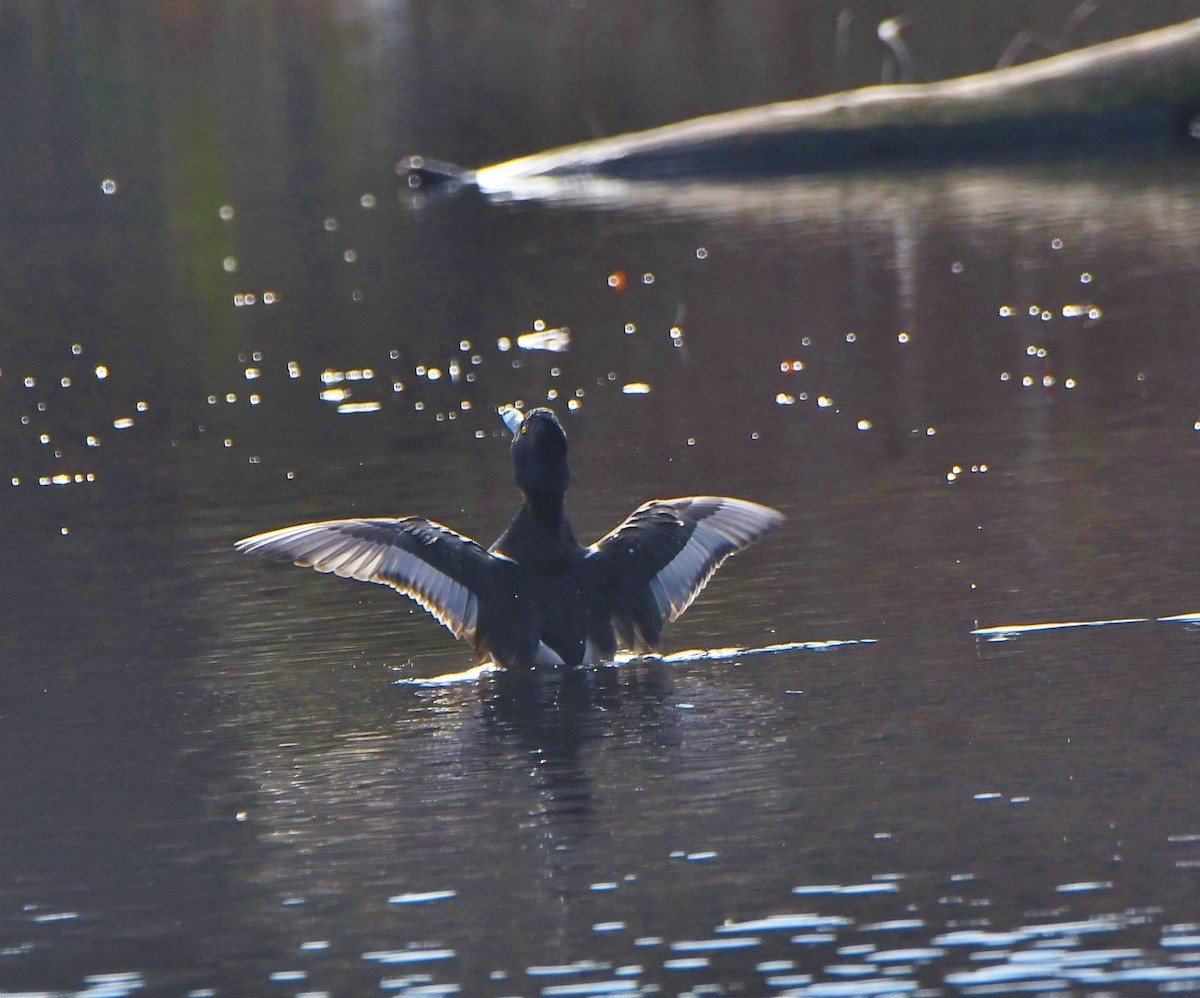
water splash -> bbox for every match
[394,639,873,686]
[619,639,875,664]
[394,663,500,687]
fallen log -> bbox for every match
[399,18,1200,189]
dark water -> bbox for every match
[6,3,1200,996]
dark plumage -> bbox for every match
[235,407,782,669]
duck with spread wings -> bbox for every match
[235,406,782,670]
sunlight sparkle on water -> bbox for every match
[720,915,850,933]
[363,949,455,965]
[527,961,611,977]
[800,979,918,995]
[793,883,899,896]
[538,980,637,995]
[388,890,456,905]
[34,911,79,922]
[517,327,571,352]
[662,957,708,970]
[671,937,761,952]
[868,947,944,963]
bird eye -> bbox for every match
[519,424,527,434]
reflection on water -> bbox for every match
[5,2,1200,995]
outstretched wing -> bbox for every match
[235,517,497,642]
[585,496,783,651]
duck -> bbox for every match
[235,406,783,670]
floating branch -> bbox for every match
[401,18,1200,188]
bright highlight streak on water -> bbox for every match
[972,617,1149,637]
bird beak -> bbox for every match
[498,404,525,436]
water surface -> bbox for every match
[4,3,1200,996]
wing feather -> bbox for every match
[586,496,782,651]
[235,517,496,642]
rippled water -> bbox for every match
[5,3,1200,996]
